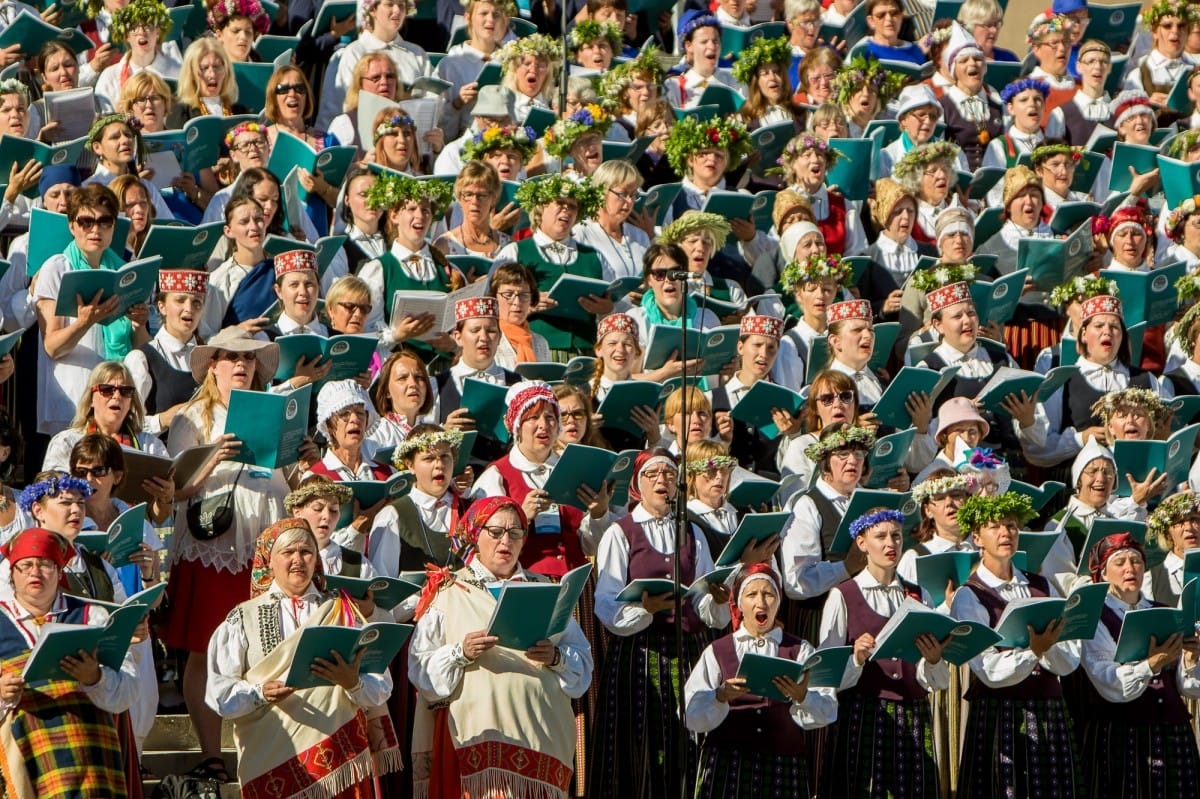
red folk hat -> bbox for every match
[158,269,208,295]
[273,249,318,278]
[740,314,783,340]
[455,296,499,322]
[927,281,973,314]
[596,312,638,341]
[1080,294,1123,324]
[1,527,71,567]
[827,299,872,323]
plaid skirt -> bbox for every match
[1080,719,1200,799]
[818,694,938,799]
[586,626,708,799]
[958,696,1078,799]
[695,743,809,799]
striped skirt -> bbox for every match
[818,695,938,799]
[1080,719,1200,799]
[695,744,809,799]
[586,626,708,799]
[958,697,1078,799]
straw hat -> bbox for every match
[190,326,280,385]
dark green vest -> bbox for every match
[516,237,604,352]
[391,496,464,572]
[65,548,116,603]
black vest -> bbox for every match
[1060,368,1155,431]
[711,385,781,480]
[139,341,199,415]
[939,93,1005,171]
[1056,98,1100,148]
[1166,368,1200,397]
[434,369,521,466]
[389,495,465,572]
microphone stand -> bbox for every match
[558,0,569,122]
[672,275,691,799]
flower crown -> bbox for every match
[362,0,416,18]
[498,33,562,72]
[663,115,753,175]
[1000,77,1051,104]
[224,121,266,148]
[912,473,977,504]
[909,262,978,292]
[803,424,876,462]
[18,476,94,514]
[284,479,353,511]
[1174,301,1200,347]
[892,141,963,185]
[1166,195,1200,241]
[779,133,840,169]
[923,25,953,48]
[513,173,604,219]
[954,493,1035,533]
[832,54,905,108]
[1178,272,1200,303]
[1092,386,1167,424]
[462,124,538,162]
[373,112,415,145]
[88,112,142,144]
[1168,128,1200,159]
[475,0,518,16]
[849,508,906,539]
[365,172,455,217]
[659,211,731,251]
[599,46,666,104]
[392,429,465,465]
[0,79,28,102]
[685,454,737,474]
[731,35,793,87]
[1026,13,1073,46]
[1030,142,1083,167]
[1143,0,1186,28]
[544,104,612,158]
[1148,492,1200,550]
[207,0,270,33]
[569,20,623,51]
[780,252,853,292]
[1048,274,1118,308]
[110,0,172,44]
[958,446,1005,471]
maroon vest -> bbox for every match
[705,633,808,756]
[962,571,1063,701]
[493,455,586,579]
[838,578,927,701]
[617,514,703,633]
[1083,605,1191,725]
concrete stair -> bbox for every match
[141,713,241,798]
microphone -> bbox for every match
[665,270,693,281]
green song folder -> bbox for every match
[736,645,853,700]
[225,383,313,469]
[283,621,413,689]
[485,563,593,650]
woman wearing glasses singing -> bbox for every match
[265,65,340,237]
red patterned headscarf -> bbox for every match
[1,527,71,568]
[628,449,678,503]
[250,517,324,597]
[728,562,782,630]
[1087,532,1144,583]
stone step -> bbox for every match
[143,713,237,751]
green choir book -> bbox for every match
[27,207,129,276]
[1100,261,1188,327]
[1018,223,1093,291]
[750,121,796,176]
[700,190,775,232]
[635,182,682,226]
[974,365,1078,417]
[263,234,348,278]
[864,427,917,489]
[460,378,510,443]
[312,0,356,35]
[543,444,641,509]
[696,83,745,117]
[696,288,747,319]
[871,599,1002,664]
[274,334,377,383]
[53,256,161,322]
[474,61,503,87]
[824,138,875,201]
[803,335,831,384]
[615,567,738,603]
[643,324,741,374]
[728,467,781,509]
[115,444,220,507]
[1169,395,1200,431]
[0,10,91,54]
[865,119,900,148]
[79,582,166,612]
[0,329,20,360]
[1109,142,1161,193]
[872,366,961,429]
[514,356,596,387]
[602,134,656,165]
[829,490,915,555]
[964,166,1006,201]
[335,472,414,526]
[914,551,979,607]
[523,107,557,137]
[1088,1,1140,52]
[283,621,413,689]
[454,430,477,474]
[324,574,423,611]
[486,563,593,650]
[869,322,900,372]
[225,383,313,469]
[138,220,224,269]
[729,382,803,440]
[715,511,791,567]
[22,604,147,683]
[1076,519,1149,576]
[818,0,867,46]
[1048,202,1100,236]
[986,62,1028,95]
[718,22,786,57]
[1113,423,1200,497]
[234,59,286,114]
[969,269,1027,326]
[267,131,357,201]
[254,34,301,63]
[1016,530,1064,575]
[973,206,1005,247]
[1183,552,1200,593]
[76,502,146,569]
[143,113,258,174]
[596,380,669,436]
[735,646,854,700]
[546,274,642,314]
[994,581,1109,647]
[1112,607,1193,663]
[1158,153,1200,208]
[1008,480,1066,511]
[0,134,86,196]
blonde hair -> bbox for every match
[685,439,731,492]
[663,385,711,421]
[326,274,372,309]
[71,361,147,434]
[118,70,173,115]
[176,38,237,110]
[345,52,397,113]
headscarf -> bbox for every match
[729,562,781,631]
[1,527,72,567]
[628,449,678,503]
[249,517,322,597]
[1087,532,1144,583]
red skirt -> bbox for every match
[161,559,251,653]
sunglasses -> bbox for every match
[71,465,112,479]
[647,268,679,282]
[74,215,116,231]
[217,351,257,362]
[336,301,370,315]
[816,390,854,406]
[274,82,308,96]
[93,383,135,399]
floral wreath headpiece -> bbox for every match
[685,454,738,474]
[365,172,455,217]
[892,141,963,185]
[663,115,753,176]
[659,211,731,251]
[1030,142,1084,168]
[224,121,266,149]
[393,429,465,466]
[1178,272,1200,303]
[1174,300,1200,346]
[1168,128,1200,159]
[731,35,793,87]
[832,54,905,108]
[1166,195,1200,241]
[373,112,415,145]
[909,262,978,292]
[1048,274,1118,308]
[803,424,876,462]
[284,478,353,512]
[569,20,623,52]
[1000,77,1051,104]
[0,79,28,103]
[779,132,840,169]
[513,173,605,219]
[1091,386,1168,426]
[544,104,612,158]
[600,49,666,104]
[110,0,172,43]
[1148,492,1200,551]
[954,493,1035,533]
[1143,0,1186,28]
[849,508,906,539]
[207,0,270,33]
[462,124,538,162]
[18,476,94,514]
[780,252,853,292]
[87,113,145,166]
[497,33,562,72]
[1026,13,1073,46]
[912,473,977,504]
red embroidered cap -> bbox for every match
[1080,294,1123,323]
[827,299,872,323]
[455,296,499,322]
[158,269,209,295]
[596,312,638,341]
[927,281,973,313]
[273,249,318,278]
[740,314,783,340]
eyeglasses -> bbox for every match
[561,409,588,421]
[608,188,636,203]
[274,82,307,96]
[793,15,820,28]
[93,383,135,398]
[815,390,854,406]
[641,468,676,481]
[333,406,368,420]
[336,300,370,315]
[831,448,867,460]
[217,351,257,362]
[130,94,165,107]
[459,190,494,201]
[1038,37,1068,49]
[74,214,116,231]
[872,8,902,19]
[481,525,526,540]
[496,289,532,303]
[975,18,1003,29]
[363,72,397,83]
[13,558,60,575]
[71,465,112,479]
[234,138,268,152]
